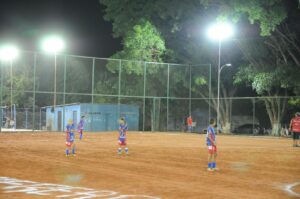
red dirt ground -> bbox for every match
[0,132,299,199]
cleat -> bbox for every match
[207,168,214,172]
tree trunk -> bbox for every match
[271,122,281,136]
[264,95,287,136]
[223,122,231,134]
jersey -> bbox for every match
[119,124,128,139]
[290,116,300,133]
[66,123,75,142]
[78,119,84,131]
[206,126,216,146]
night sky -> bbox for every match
[0,0,121,58]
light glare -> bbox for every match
[42,36,65,53]
[0,45,19,61]
[207,23,233,40]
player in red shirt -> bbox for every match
[289,112,300,147]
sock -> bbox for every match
[80,133,83,140]
[72,148,75,154]
[118,148,122,154]
[125,148,128,153]
[208,162,212,168]
[212,162,216,168]
[66,149,69,155]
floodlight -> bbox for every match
[0,45,19,61]
[207,22,233,41]
[42,36,65,53]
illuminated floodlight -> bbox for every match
[0,45,19,61]
[41,36,65,53]
[207,22,233,41]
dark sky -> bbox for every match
[0,0,121,58]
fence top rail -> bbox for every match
[20,50,210,67]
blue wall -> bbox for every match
[46,103,139,132]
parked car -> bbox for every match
[232,124,263,134]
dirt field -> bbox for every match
[0,132,299,199]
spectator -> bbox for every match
[289,112,300,147]
[187,116,193,132]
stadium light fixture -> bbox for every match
[41,35,65,114]
[207,22,233,132]
[207,22,233,41]
[0,45,19,61]
[41,36,65,53]
[0,44,19,131]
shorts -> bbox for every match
[119,137,127,146]
[66,141,74,147]
[293,132,300,140]
[208,145,217,154]
[78,129,83,134]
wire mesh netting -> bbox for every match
[0,51,299,135]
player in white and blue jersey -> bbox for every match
[118,117,128,155]
[77,116,85,140]
[206,118,217,171]
[65,119,76,157]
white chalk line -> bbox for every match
[283,182,300,197]
[0,177,160,199]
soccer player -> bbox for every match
[206,118,218,171]
[78,116,85,140]
[289,112,300,147]
[118,117,128,155]
[66,119,76,156]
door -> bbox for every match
[57,111,62,131]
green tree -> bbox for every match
[234,32,300,135]
[200,0,300,135]
[100,0,243,132]
[200,0,288,36]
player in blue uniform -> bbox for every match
[118,117,128,155]
[77,116,85,140]
[206,118,217,171]
[65,119,76,157]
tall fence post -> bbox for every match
[252,98,256,134]
[0,61,2,132]
[92,57,95,104]
[167,64,170,131]
[32,52,37,131]
[62,55,67,132]
[209,64,212,122]
[118,60,122,122]
[143,62,147,132]
[189,64,192,117]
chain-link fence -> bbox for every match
[0,51,299,135]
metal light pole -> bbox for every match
[207,22,233,130]
[42,36,65,131]
[54,52,57,109]
[10,59,13,122]
[217,39,221,132]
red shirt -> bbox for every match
[187,117,193,126]
[290,116,300,133]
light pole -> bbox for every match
[41,36,65,110]
[207,22,233,131]
[0,45,19,130]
